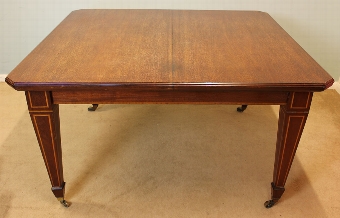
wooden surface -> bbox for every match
[6,10,334,91]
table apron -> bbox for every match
[52,90,289,105]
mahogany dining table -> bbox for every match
[5,9,334,208]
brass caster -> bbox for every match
[60,199,71,207]
[264,200,276,208]
[88,104,99,111]
[237,105,248,112]
[58,198,71,207]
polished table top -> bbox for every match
[6,10,333,91]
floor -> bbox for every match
[0,82,339,218]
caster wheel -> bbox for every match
[88,104,99,111]
[60,199,71,208]
[237,105,248,112]
[264,200,276,208]
[237,107,244,112]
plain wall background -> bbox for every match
[1,0,339,82]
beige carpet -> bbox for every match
[0,82,339,217]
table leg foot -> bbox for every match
[264,182,284,208]
[52,182,70,207]
[57,197,71,207]
[264,199,276,208]
[88,104,99,111]
[237,105,248,112]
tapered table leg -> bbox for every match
[265,92,313,208]
[26,91,70,207]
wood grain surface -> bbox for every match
[6,10,334,91]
